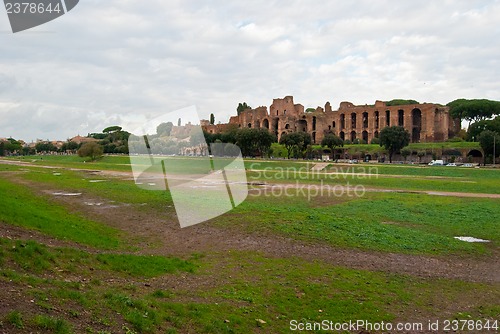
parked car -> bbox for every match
[461,163,474,168]
[446,163,457,167]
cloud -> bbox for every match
[0,0,499,140]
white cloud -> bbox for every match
[0,0,499,140]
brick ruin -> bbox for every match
[202,96,460,144]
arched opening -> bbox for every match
[332,121,336,128]
[350,131,356,142]
[312,132,316,144]
[285,124,290,130]
[467,149,483,164]
[312,116,317,131]
[398,110,404,126]
[374,130,379,138]
[411,108,422,143]
[468,149,483,157]
[340,131,345,141]
[284,110,286,116]
[351,113,357,129]
[362,131,368,143]
[385,110,391,126]
[374,111,379,129]
[340,114,345,129]
[272,118,279,134]
[262,119,269,129]
[247,123,252,128]
[298,119,307,132]
[362,112,368,128]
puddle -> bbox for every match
[52,192,82,196]
[454,236,490,243]
[84,202,103,206]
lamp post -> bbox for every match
[494,134,496,167]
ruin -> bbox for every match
[202,96,460,144]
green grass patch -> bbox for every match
[217,192,498,255]
[5,310,24,329]
[0,238,197,278]
[0,177,122,249]
[32,314,72,334]
[96,253,196,277]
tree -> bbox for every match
[401,147,411,162]
[417,150,426,163]
[189,129,206,146]
[156,122,173,136]
[478,130,500,165]
[61,141,79,153]
[35,142,57,153]
[447,99,500,127]
[279,132,311,159]
[210,113,215,125]
[177,118,182,127]
[255,129,276,157]
[321,133,343,160]
[468,116,500,141]
[305,108,316,113]
[385,99,419,106]
[78,142,103,161]
[379,126,410,163]
[103,126,122,133]
[237,102,251,115]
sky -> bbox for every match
[0,0,499,141]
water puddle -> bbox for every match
[454,236,490,243]
[52,192,82,196]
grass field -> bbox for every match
[0,156,498,333]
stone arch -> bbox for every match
[298,119,307,132]
[362,112,369,128]
[374,130,379,138]
[467,149,482,157]
[262,119,269,129]
[312,132,316,143]
[247,123,252,128]
[272,118,279,133]
[340,114,345,129]
[374,111,379,129]
[312,116,317,131]
[332,121,336,128]
[350,131,356,142]
[467,149,483,164]
[362,131,368,143]
[285,124,290,130]
[411,108,422,142]
[351,113,357,129]
[340,131,345,141]
[385,110,391,126]
[398,110,404,126]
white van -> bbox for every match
[428,160,444,166]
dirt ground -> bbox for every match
[2,165,499,284]
[0,161,499,333]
